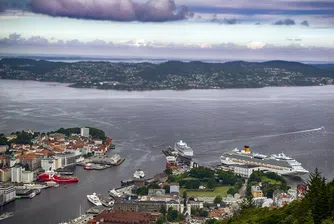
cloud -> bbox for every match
[301,20,309,26]
[1,33,333,62]
[287,38,302,41]
[210,14,239,24]
[222,18,238,24]
[247,41,266,49]
[29,0,193,22]
[273,18,296,25]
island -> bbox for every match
[1,58,334,90]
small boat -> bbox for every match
[84,163,94,170]
[0,212,14,221]
[133,168,145,179]
[87,193,102,206]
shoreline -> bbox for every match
[1,78,332,92]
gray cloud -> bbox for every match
[222,18,238,24]
[273,18,296,26]
[29,0,193,22]
[210,15,239,25]
[301,20,309,26]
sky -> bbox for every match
[0,0,334,62]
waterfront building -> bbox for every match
[231,164,259,178]
[0,168,11,182]
[0,183,16,206]
[251,185,263,198]
[22,170,34,183]
[80,127,89,138]
[11,164,23,183]
[41,157,62,171]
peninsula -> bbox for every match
[1,58,334,91]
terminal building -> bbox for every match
[0,183,16,206]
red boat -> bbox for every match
[38,172,78,183]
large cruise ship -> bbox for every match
[174,140,194,157]
[220,146,309,177]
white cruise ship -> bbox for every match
[87,193,102,206]
[133,169,145,179]
[174,140,194,157]
[220,146,309,177]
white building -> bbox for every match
[170,182,180,194]
[232,164,259,178]
[41,157,63,172]
[11,164,23,183]
[22,170,34,183]
[80,127,89,138]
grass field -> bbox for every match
[180,186,230,197]
[261,176,281,185]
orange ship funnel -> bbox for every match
[244,145,250,153]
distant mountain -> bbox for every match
[1,58,333,90]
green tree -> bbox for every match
[207,178,216,189]
[183,191,187,199]
[206,219,217,224]
[156,216,165,224]
[214,195,222,204]
[163,185,170,194]
[167,207,178,222]
[165,168,173,175]
[159,205,167,217]
[306,168,329,224]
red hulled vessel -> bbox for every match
[38,171,78,183]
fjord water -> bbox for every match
[1,80,334,224]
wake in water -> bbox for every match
[216,127,326,144]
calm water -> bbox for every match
[1,80,334,223]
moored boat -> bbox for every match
[174,140,194,157]
[133,169,145,179]
[38,171,78,183]
[87,193,102,206]
[220,145,309,177]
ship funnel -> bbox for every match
[244,145,250,153]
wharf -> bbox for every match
[86,206,107,215]
[81,157,125,166]
[59,214,94,224]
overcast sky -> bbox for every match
[0,0,333,62]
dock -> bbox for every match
[86,206,107,215]
[82,157,126,166]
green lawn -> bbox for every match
[261,176,281,185]
[180,186,230,197]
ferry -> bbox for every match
[87,193,102,206]
[38,171,79,183]
[174,140,194,157]
[220,146,309,177]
